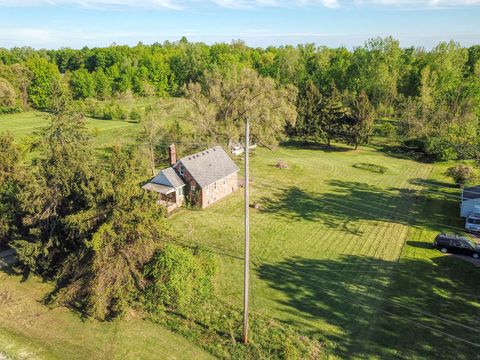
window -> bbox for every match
[214,182,217,190]
[178,164,184,175]
[223,178,226,186]
[177,186,184,196]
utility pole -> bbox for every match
[243,117,250,345]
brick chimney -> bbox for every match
[168,144,177,165]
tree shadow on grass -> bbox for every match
[280,139,352,153]
[259,180,463,234]
[257,254,480,359]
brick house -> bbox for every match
[142,144,239,212]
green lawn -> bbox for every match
[0,273,214,360]
[171,143,480,359]
[0,111,139,151]
[0,98,193,153]
[1,108,479,359]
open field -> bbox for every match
[0,272,214,360]
[0,98,193,154]
[1,108,480,359]
[172,143,480,359]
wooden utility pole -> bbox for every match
[243,118,250,344]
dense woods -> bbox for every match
[1,37,479,159]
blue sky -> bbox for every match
[0,1,479,49]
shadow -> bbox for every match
[259,180,463,233]
[410,178,457,189]
[405,240,434,249]
[280,139,351,153]
[370,143,435,164]
[257,254,480,359]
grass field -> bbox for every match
[172,143,480,359]
[0,272,214,360]
[0,109,479,359]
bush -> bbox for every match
[446,165,476,187]
[0,106,21,115]
[144,244,217,314]
[353,163,387,174]
[375,122,396,138]
[129,108,143,122]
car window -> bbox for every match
[452,239,463,247]
[461,240,475,249]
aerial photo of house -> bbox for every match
[143,144,239,212]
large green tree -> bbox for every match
[26,57,61,110]
[345,90,376,149]
[185,65,297,148]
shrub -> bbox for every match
[143,244,217,314]
[375,122,396,138]
[129,108,143,122]
[353,163,387,174]
[446,165,476,187]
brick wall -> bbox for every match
[201,172,238,208]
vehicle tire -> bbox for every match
[440,248,448,254]
[473,253,479,259]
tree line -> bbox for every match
[1,37,479,159]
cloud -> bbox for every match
[0,0,185,10]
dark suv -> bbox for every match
[433,234,480,259]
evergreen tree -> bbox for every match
[346,90,376,149]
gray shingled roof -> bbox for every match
[178,145,239,188]
[152,167,185,189]
[463,186,480,200]
[142,182,175,194]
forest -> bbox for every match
[1,37,480,359]
[0,37,479,160]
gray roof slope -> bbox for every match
[152,167,185,188]
[463,186,480,201]
[178,146,239,188]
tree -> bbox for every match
[0,132,23,246]
[346,90,376,149]
[53,146,169,320]
[0,77,17,111]
[13,112,96,275]
[446,165,476,188]
[317,82,349,147]
[70,68,95,99]
[185,66,297,149]
[296,80,321,142]
[26,57,61,111]
[138,107,162,176]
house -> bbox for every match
[231,143,244,156]
[142,144,239,212]
[460,186,480,217]
[231,142,257,156]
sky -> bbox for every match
[0,0,479,49]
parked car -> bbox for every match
[465,212,480,232]
[433,234,480,259]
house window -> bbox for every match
[178,164,184,176]
[214,181,217,190]
[223,178,226,186]
[177,187,184,196]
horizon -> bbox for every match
[0,1,479,50]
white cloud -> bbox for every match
[0,0,184,10]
